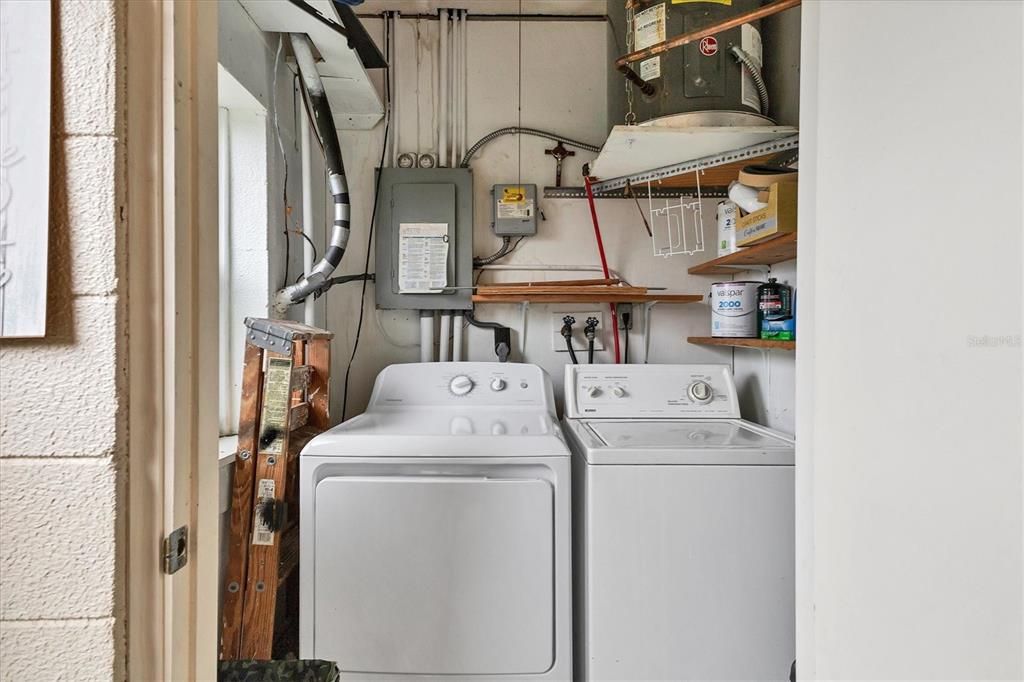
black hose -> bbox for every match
[464,311,506,330]
[460,126,601,168]
[587,338,595,364]
[565,335,579,365]
[623,329,629,364]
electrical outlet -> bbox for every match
[552,311,605,353]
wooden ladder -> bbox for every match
[220,317,333,660]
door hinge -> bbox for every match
[163,525,189,574]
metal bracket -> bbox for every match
[590,134,800,193]
[715,264,772,274]
[163,525,188,575]
[543,185,729,200]
[245,317,296,355]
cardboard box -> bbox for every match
[736,182,798,247]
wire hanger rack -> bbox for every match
[647,169,707,258]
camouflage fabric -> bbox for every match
[218,659,340,682]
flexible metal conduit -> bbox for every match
[731,46,770,116]
[274,33,352,312]
[460,127,601,168]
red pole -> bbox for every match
[584,175,621,364]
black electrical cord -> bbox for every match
[473,236,511,267]
[465,310,512,363]
[623,328,630,364]
[341,56,390,422]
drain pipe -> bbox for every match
[274,33,351,313]
[452,312,464,361]
[440,312,452,361]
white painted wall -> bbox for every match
[327,15,746,420]
[796,2,1023,679]
[0,1,124,679]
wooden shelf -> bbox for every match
[688,336,795,351]
[688,233,798,275]
[472,293,702,304]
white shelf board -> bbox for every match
[239,0,385,130]
[589,125,798,182]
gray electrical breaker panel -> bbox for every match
[492,184,538,236]
[375,168,473,311]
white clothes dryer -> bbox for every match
[300,362,572,681]
[563,364,794,681]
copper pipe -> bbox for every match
[615,0,801,67]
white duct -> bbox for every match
[453,10,461,165]
[420,311,435,362]
[438,9,448,166]
[440,313,452,361]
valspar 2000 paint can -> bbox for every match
[710,281,761,337]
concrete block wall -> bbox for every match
[0,1,125,680]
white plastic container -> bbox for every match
[710,281,760,337]
[717,201,739,257]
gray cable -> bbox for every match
[731,46,769,116]
[460,126,601,168]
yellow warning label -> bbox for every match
[500,186,527,204]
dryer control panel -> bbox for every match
[563,364,741,419]
[368,362,555,413]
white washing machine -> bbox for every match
[300,362,572,681]
[562,364,794,682]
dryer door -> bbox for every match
[313,475,554,675]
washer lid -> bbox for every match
[579,419,793,465]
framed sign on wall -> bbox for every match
[0,0,51,338]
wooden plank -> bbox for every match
[688,232,798,275]
[289,403,309,431]
[290,366,312,392]
[277,526,299,588]
[473,293,702,304]
[220,342,264,660]
[239,352,295,660]
[307,338,331,430]
[687,336,795,351]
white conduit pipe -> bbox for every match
[452,312,464,361]
[440,313,452,361]
[300,101,315,325]
[392,11,400,166]
[453,10,462,165]
[217,107,233,435]
[438,9,448,166]
[461,9,468,156]
[420,311,435,362]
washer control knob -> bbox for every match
[491,421,507,435]
[587,386,603,398]
[612,386,627,398]
[450,375,474,396]
[490,378,507,392]
[688,380,713,404]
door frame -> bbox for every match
[125,1,219,679]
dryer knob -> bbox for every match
[490,378,507,392]
[688,380,713,404]
[450,375,474,396]
[491,421,507,435]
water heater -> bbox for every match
[607,0,769,128]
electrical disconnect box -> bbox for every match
[375,168,473,310]
[492,184,538,236]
